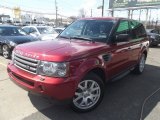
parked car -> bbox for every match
[0,25,39,59]
[8,17,149,112]
[22,26,59,40]
[146,29,160,46]
[54,27,65,34]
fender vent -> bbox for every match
[102,54,111,62]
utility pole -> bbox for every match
[145,8,149,28]
[128,10,131,19]
[91,9,92,17]
[55,0,58,27]
[139,9,142,21]
[102,0,104,17]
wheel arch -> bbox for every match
[86,67,107,84]
[143,50,147,59]
[139,46,148,60]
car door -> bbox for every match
[128,20,147,65]
[106,20,132,79]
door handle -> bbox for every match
[139,43,143,47]
[128,47,132,50]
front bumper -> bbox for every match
[150,38,160,46]
[7,62,77,100]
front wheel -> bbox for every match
[2,45,11,59]
[71,73,105,112]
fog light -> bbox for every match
[38,85,45,92]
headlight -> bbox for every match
[37,61,69,77]
[10,41,17,46]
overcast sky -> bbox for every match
[0,0,159,22]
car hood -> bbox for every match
[3,35,38,44]
[15,38,108,62]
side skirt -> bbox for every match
[110,66,135,82]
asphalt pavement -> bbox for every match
[0,46,160,120]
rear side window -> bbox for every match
[23,27,30,34]
[116,20,129,33]
[130,20,146,39]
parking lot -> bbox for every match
[0,46,160,120]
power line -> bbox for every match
[0,5,70,19]
[0,5,56,15]
[0,0,55,12]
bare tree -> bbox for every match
[79,8,86,18]
[69,16,78,21]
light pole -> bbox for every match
[55,0,58,27]
[91,9,92,17]
[102,0,104,17]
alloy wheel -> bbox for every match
[73,80,101,110]
[2,45,10,58]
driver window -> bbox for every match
[30,27,37,33]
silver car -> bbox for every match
[22,26,59,40]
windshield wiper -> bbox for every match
[59,36,70,39]
[59,35,95,43]
[71,36,93,42]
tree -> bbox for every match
[69,16,78,22]
[79,8,86,18]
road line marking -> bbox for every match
[0,62,7,67]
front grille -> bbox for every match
[12,72,34,87]
[14,53,39,74]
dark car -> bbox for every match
[0,25,39,58]
[146,29,160,46]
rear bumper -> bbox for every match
[7,62,77,100]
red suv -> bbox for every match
[7,17,149,112]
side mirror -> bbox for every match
[115,34,130,42]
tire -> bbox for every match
[2,45,11,59]
[71,72,105,112]
[133,53,146,74]
[153,44,158,47]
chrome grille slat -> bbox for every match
[15,56,37,67]
[15,53,38,63]
[14,60,37,72]
[14,53,39,74]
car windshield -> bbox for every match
[0,27,27,36]
[37,27,57,34]
[59,20,115,43]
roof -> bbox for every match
[79,17,125,21]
